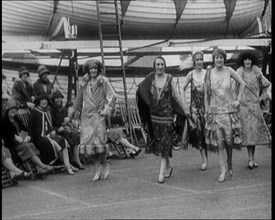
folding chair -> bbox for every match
[117,98,147,147]
[2,166,17,188]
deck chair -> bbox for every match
[117,98,147,147]
[2,166,17,188]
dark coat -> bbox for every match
[50,102,80,147]
[2,113,27,156]
[33,78,53,97]
[12,79,33,107]
[28,107,57,164]
[136,72,186,140]
[50,102,68,131]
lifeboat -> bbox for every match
[2,0,270,42]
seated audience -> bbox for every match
[28,93,78,175]
[2,98,55,178]
[50,90,84,169]
[33,65,55,98]
[2,139,31,183]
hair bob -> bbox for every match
[236,50,259,67]
[153,56,166,70]
[212,48,227,62]
[192,51,204,66]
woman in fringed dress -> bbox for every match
[181,51,208,170]
[65,59,117,181]
[204,48,245,182]
[137,56,190,184]
[236,51,271,169]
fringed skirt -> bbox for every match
[205,112,242,152]
[189,109,206,150]
[147,115,174,158]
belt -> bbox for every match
[151,115,174,124]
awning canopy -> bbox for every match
[2,0,271,43]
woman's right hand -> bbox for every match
[26,102,35,109]
[58,126,65,133]
[15,135,23,143]
[64,117,71,124]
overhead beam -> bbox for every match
[2,38,271,51]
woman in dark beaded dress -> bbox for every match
[182,51,208,170]
[137,56,190,183]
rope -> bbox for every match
[52,50,65,86]
[175,74,181,94]
[54,78,67,94]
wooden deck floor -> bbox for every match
[2,145,271,219]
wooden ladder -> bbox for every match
[96,0,134,143]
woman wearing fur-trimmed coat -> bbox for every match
[65,59,117,181]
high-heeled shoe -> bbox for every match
[12,171,25,181]
[200,162,207,171]
[164,166,173,178]
[102,163,110,180]
[129,148,142,158]
[158,174,164,183]
[228,169,233,176]
[92,171,101,181]
[44,165,55,174]
[70,165,78,172]
[253,162,258,168]
[218,173,226,182]
[66,167,75,175]
[248,161,254,169]
[73,162,85,170]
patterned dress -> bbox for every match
[73,75,116,155]
[189,71,206,150]
[148,74,174,158]
[237,65,271,146]
[205,67,242,152]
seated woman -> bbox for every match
[2,98,55,177]
[28,93,78,175]
[49,90,84,169]
[2,139,31,183]
[106,128,142,158]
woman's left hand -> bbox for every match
[99,106,111,116]
[23,135,31,143]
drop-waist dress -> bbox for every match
[148,75,175,158]
[189,72,206,150]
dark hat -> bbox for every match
[5,98,18,111]
[34,93,49,106]
[51,89,64,100]
[37,65,50,77]
[83,59,104,75]
[18,66,29,77]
